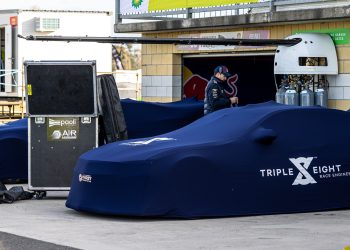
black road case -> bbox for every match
[24,61,98,116]
[24,61,98,192]
[29,117,98,191]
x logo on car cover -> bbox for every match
[290,157,317,185]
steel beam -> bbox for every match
[18,34,301,46]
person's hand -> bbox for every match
[229,96,238,104]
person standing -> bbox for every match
[204,65,239,115]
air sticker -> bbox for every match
[47,118,80,141]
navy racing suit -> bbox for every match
[204,76,231,115]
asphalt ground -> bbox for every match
[0,185,350,250]
[0,231,79,250]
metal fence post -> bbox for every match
[186,8,193,19]
[270,0,276,12]
[115,0,121,24]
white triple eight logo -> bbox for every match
[290,157,317,185]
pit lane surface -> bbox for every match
[0,187,349,250]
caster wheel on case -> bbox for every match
[34,191,47,200]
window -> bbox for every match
[298,57,328,66]
[35,18,60,32]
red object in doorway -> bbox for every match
[183,74,209,100]
[10,16,18,27]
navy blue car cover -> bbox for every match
[0,99,203,181]
[121,98,203,139]
[66,101,350,218]
[0,119,28,181]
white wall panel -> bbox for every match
[16,10,113,97]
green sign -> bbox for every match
[47,117,79,141]
[294,28,349,45]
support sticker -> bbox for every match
[27,84,32,96]
[47,118,79,141]
[79,174,92,183]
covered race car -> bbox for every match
[0,118,28,182]
[66,101,350,218]
[0,99,203,181]
[121,98,203,139]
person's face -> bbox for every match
[216,72,227,81]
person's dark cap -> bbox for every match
[214,65,231,77]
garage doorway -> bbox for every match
[183,54,276,106]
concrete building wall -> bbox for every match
[141,20,350,110]
[18,10,113,81]
[1,10,113,97]
[0,11,18,96]
[0,11,17,24]
[141,41,182,102]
